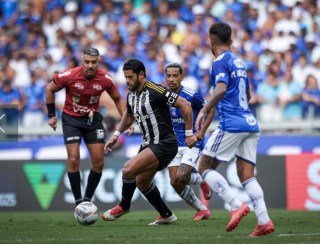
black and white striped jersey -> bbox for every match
[127,80,179,147]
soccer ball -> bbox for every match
[74,201,99,225]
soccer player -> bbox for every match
[165,63,214,220]
[195,22,274,237]
[102,58,198,225]
[46,47,126,206]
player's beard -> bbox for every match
[85,68,96,79]
[129,78,140,91]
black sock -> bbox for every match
[143,183,172,218]
[68,171,82,205]
[84,169,102,202]
[119,178,136,211]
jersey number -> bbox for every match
[238,78,248,109]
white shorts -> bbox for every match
[168,146,201,169]
[202,129,259,165]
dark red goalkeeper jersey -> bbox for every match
[53,66,118,117]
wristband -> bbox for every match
[46,103,56,118]
[185,130,193,136]
[113,130,121,137]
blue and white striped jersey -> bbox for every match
[210,51,259,132]
[170,85,206,149]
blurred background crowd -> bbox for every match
[0,0,320,131]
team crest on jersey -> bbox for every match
[75,83,84,89]
[89,96,100,104]
[170,107,177,117]
[244,115,257,126]
[93,84,102,90]
[72,93,80,103]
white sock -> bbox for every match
[243,177,270,225]
[180,185,207,211]
[188,172,204,185]
[202,169,242,210]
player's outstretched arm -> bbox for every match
[174,96,197,148]
[196,108,215,141]
[104,112,135,152]
[196,82,226,131]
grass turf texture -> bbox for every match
[0,210,319,243]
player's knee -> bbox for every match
[237,169,254,183]
[122,165,136,179]
[175,171,189,185]
[68,157,80,169]
[92,160,104,172]
[170,176,179,188]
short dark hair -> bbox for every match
[83,47,100,56]
[123,58,146,78]
[209,22,232,44]
[165,63,183,74]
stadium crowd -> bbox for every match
[0,0,320,128]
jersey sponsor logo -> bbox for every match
[96,129,104,139]
[72,93,80,103]
[66,136,80,141]
[58,71,71,78]
[134,113,150,123]
[233,59,244,68]
[215,72,225,81]
[75,83,84,89]
[72,102,90,113]
[171,117,185,123]
[93,84,102,90]
[89,96,100,104]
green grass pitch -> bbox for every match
[0,209,319,243]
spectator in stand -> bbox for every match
[0,79,25,125]
[292,54,315,88]
[22,69,46,128]
[277,69,303,121]
[302,74,320,119]
[256,72,282,123]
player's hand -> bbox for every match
[104,135,118,153]
[185,134,197,148]
[48,117,57,131]
[195,131,205,141]
[125,125,134,136]
[195,110,206,132]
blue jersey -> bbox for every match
[210,51,259,132]
[170,85,206,149]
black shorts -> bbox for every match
[61,112,105,144]
[139,139,178,171]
